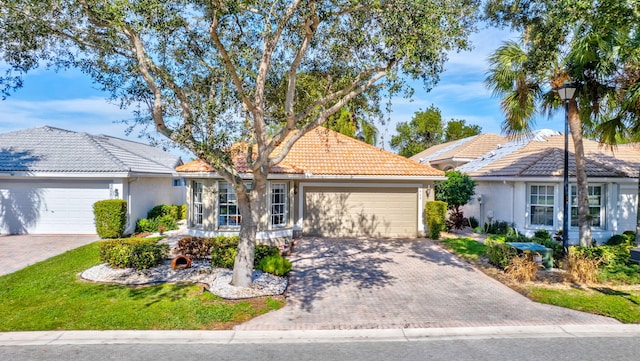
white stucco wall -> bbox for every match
[617,184,639,233]
[463,179,638,244]
[462,181,516,227]
[125,177,186,234]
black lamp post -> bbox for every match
[556,83,576,257]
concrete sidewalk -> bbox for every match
[2,324,640,346]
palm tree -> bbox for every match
[485,39,596,246]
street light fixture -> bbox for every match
[556,83,576,257]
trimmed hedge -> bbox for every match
[93,199,128,239]
[425,200,447,240]
[99,238,168,270]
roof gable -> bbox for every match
[0,126,182,174]
[177,127,443,177]
[410,133,507,164]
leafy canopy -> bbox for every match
[435,170,476,210]
[390,105,481,157]
[0,0,481,287]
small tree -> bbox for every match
[390,106,482,157]
[435,170,476,229]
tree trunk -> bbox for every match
[567,100,592,246]
[230,173,269,288]
[231,189,257,287]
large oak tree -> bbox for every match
[0,0,480,287]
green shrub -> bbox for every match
[147,204,179,221]
[135,212,179,234]
[426,201,447,240]
[156,215,178,231]
[210,236,240,268]
[606,232,637,247]
[530,237,564,265]
[533,229,551,241]
[486,240,517,269]
[93,199,128,239]
[257,255,292,276]
[178,204,187,220]
[176,236,215,259]
[211,246,238,269]
[468,216,479,229]
[254,245,280,266]
[135,217,159,233]
[209,237,284,269]
[599,263,640,284]
[605,234,630,246]
[484,220,512,235]
[99,238,168,270]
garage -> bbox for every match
[0,181,110,234]
[302,185,419,238]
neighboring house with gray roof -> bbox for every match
[410,133,507,171]
[0,126,185,235]
[415,130,640,244]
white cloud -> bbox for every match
[0,97,133,132]
[429,81,491,102]
[445,27,518,74]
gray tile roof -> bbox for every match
[0,126,182,174]
[456,130,639,179]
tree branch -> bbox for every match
[284,1,320,131]
[253,0,303,152]
[267,66,389,167]
[209,5,256,115]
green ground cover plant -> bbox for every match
[0,242,284,331]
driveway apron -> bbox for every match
[0,235,98,276]
[237,238,619,330]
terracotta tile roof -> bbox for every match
[465,134,640,178]
[176,127,443,177]
[410,133,507,164]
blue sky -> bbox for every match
[0,26,562,158]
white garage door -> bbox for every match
[303,186,418,238]
[0,181,110,234]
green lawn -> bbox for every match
[438,237,487,262]
[438,237,640,323]
[528,287,640,323]
[0,242,283,331]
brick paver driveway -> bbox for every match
[237,238,619,330]
[0,234,98,276]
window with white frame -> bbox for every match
[529,184,555,226]
[192,181,204,226]
[271,183,287,227]
[570,185,603,228]
[218,182,241,227]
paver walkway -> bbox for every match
[236,238,619,330]
[0,234,98,276]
